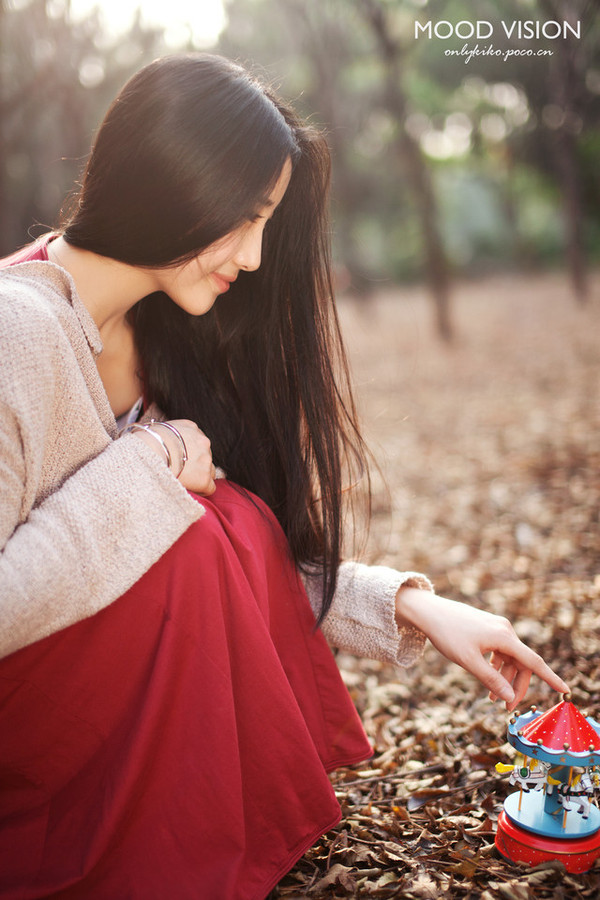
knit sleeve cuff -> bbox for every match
[302,561,433,667]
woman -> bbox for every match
[0,54,566,898]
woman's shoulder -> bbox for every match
[0,262,83,400]
[0,260,76,338]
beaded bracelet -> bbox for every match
[125,423,172,470]
[149,419,188,478]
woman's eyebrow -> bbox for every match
[253,197,280,219]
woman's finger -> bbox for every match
[499,660,519,689]
[511,666,534,710]
[463,654,516,705]
[489,655,518,703]
[493,631,568,695]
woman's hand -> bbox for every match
[132,419,216,495]
[396,587,569,711]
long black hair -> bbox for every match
[62,53,370,622]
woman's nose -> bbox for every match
[234,222,264,272]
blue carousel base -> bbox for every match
[504,790,600,839]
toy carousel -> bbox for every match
[495,694,600,873]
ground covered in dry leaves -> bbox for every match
[271,271,600,899]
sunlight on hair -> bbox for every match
[68,0,227,47]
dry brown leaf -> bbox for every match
[496,884,531,900]
[404,871,440,898]
[373,870,400,888]
[312,862,357,892]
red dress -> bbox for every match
[0,243,371,899]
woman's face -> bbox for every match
[152,158,292,315]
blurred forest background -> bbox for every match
[2,2,600,897]
[0,0,599,337]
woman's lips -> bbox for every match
[211,272,235,294]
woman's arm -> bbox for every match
[395,586,568,710]
[0,401,203,659]
[303,562,568,707]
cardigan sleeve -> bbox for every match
[0,398,203,659]
[301,561,433,667]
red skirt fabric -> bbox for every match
[0,481,371,899]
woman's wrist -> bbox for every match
[395,585,436,632]
[128,423,185,476]
[148,420,188,477]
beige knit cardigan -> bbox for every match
[0,260,431,663]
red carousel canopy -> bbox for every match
[521,700,600,752]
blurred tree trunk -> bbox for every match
[539,0,590,303]
[284,0,374,296]
[551,109,588,303]
[358,0,453,341]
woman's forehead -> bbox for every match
[257,158,293,212]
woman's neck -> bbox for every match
[47,236,151,416]
[47,237,158,338]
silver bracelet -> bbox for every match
[149,420,188,478]
[125,423,172,470]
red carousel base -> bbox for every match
[495,810,600,873]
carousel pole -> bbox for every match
[562,767,574,830]
[518,756,528,812]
